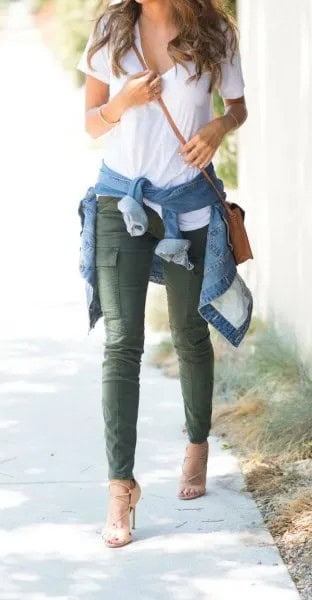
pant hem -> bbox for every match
[107,473,135,480]
[188,436,209,444]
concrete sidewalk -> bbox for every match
[0,334,300,600]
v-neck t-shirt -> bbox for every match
[76,17,245,231]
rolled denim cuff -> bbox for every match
[117,195,148,237]
[155,238,193,270]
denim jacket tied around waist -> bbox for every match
[78,159,253,347]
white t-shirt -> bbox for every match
[76,17,245,230]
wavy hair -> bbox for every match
[86,0,239,93]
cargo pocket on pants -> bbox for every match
[96,247,121,319]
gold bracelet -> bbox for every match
[97,105,120,126]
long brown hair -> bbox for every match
[87,0,239,93]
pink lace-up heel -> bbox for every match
[102,478,141,548]
[178,440,209,500]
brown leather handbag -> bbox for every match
[132,43,254,265]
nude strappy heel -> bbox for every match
[178,440,209,500]
[101,478,141,548]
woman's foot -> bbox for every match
[102,478,141,548]
[178,440,209,500]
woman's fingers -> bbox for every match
[148,74,162,99]
[182,143,213,167]
[145,70,160,82]
[179,123,224,167]
[193,152,211,168]
[148,88,161,100]
[183,142,206,163]
[150,75,161,89]
[190,151,213,168]
[151,73,161,83]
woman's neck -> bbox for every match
[139,1,172,27]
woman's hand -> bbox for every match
[179,119,226,169]
[120,69,162,109]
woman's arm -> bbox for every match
[84,71,162,139]
[84,75,127,139]
[179,95,248,169]
[217,96,248,134]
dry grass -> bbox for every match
[269,491,312,541]
[214,397,266,420]
[212,396,268,460]
[244,461,290,496]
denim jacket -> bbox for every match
[78,160,253,347]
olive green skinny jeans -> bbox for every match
[95,195,214,480]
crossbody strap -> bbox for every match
[132,42,228,209]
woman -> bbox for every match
[76,0,248,548]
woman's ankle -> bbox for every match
[109,477,136,486]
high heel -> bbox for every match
[178,440,209,500]
[101,478,141,548]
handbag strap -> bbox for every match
[132,42,228,210]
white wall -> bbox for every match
[237,0,312,368]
